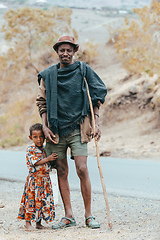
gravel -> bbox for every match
[0,180,159,240]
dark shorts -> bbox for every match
[45,129,88,160]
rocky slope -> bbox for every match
[88,42,160,160]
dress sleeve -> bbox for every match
[26,146,42,167]
[36,77,47,116]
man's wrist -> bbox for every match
[42,125,48,130]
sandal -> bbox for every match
[52,217,76,229]
[85,216,100,229]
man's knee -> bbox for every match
[56,159,68,178]
[76,163,89,179]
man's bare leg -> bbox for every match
[74,156,92,223]
[56,157,74,225]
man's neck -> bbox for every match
[59,61,74,69]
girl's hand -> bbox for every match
[47,153,58,162]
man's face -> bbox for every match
[57,43,75,68]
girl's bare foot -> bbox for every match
[36,224,46,229]
[36,221,46,229]
[25,221,35,231]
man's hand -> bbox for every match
[41,112,58,144]
[94,125,101,141]
[92,106,101,141]
[43,126,58,144]
[91,125,101,142]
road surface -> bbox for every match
[0,150,159,200]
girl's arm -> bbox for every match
[34,153,57,166]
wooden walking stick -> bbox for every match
[84,77,112,229]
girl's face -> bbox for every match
[29,130,45,148]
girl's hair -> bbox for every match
[29,123,43,136]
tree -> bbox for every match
[108,2,160,121]
[1,7,76,74]
[113,1,160,76]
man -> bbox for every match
[36,35,107,229]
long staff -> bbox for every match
[84,77,112,229]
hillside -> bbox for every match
[0,7,160,160]
[88,42,160,160]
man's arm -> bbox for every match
[41,112,58,144]
[85,64,107,106]
[36,78,58,144]
[85,64,107,141]
[36,78,47,116]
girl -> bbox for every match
[17,123,57,230]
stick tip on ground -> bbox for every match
[108,222,113,230]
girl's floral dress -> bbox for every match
[17,144,55,223]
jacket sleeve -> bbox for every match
[36,78,47,116]
[85,64,107,106]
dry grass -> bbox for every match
[0,93,41,148]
